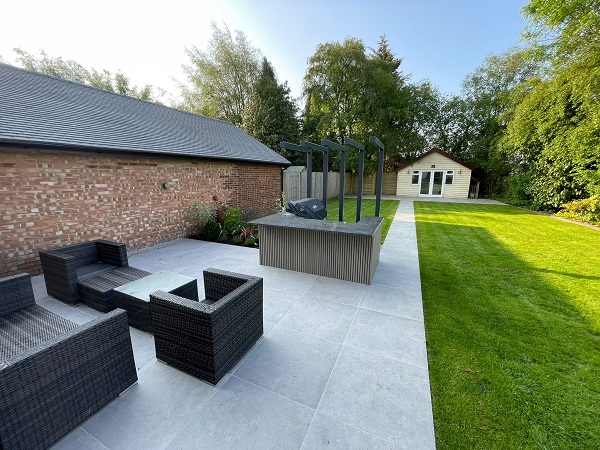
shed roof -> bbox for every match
[396,148,476,172]
[0,63,290,166]
[283,166,306,172]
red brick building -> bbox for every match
[0,64,289,277]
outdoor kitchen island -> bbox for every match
[250,213,383,284]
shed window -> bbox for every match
[411,171,419,185]
[445,170,454,185]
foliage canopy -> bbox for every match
[11,48,160,101]
[181,22,261,126]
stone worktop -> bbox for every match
[250,213,383,236]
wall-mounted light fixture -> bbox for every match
[458,169,462,174]
[161,182,170,189]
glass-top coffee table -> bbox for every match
[114,271,198,333]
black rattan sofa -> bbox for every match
[150,268,263,385]
[0,273,138,450]
[39,240,150,312]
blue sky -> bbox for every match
[0,0,528,102]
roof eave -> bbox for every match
[396,148,476,172]
[0,139,291,166]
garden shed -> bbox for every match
[0,63,290,277]
[395,148,474,198]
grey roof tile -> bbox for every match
[0,63,290,165]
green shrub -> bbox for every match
[239,225,257,241]
[556,197,600,225]
[219,207,245,235]
[499,172,533,207]
[244,237,256,246]
[232,235,242,245]
[202,219,222,241]
[191,201,217,227]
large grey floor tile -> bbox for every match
[127,258,171,273]
[345,308,428,369]
[278,296,356,343]
[129,328,155,371]
[304,277,366,307]
[128,242,211,271]
[371,265,422,291]
[36,198,435,449]
[226,334,267,376]
[36,297,81,319]
[360,284,423,321]
[206,244,258,261]
[382,227,415,242]
[81,360,217,450]
[234,326,341,408]
[263,287,302,324]
[75,304,105,318]
[318,346,435,449]
[51,427,108,450]
[234,260,280,277]
[376,255,421,274]
[151,250,215,273]
[199,256,246,272]
[130,238,201,255]
[166,376,314,450]
[302,412,401,450]
[31,274,48,298]
[263,320,277,335]
[262,269,318,295]
[66,311,98,325]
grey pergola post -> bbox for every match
[344,138,365,222]
[280,141,313,199]
[301,141,329,211]
[322,139,346,222]
[369,136,385,217]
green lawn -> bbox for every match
[326,197,399,243]
[415,202,600,449]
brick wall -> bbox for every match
[0,147,282,277]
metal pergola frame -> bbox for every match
[321,140,346,222]
[281,136,385,222]
[300,141,329,211]
[280,141,313,199]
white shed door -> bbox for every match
[419,171,444,196]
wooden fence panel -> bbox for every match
[284,172,344,201]
[348,172,398,195]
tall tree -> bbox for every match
[442,47,540,195]
[303,38,370,146]
[303,36,444,171]
[181,22,261,125]
[522,0,600,70]
[242,58,300,156]
[372,35,402,78]
[499,0,600,207]
[13,48,158,101]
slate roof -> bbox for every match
[0,63,290,166]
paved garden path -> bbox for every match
[38,198,441,449]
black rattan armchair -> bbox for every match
[0,273,138,450]
[150,268,263,385]
[39,240,150,312]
